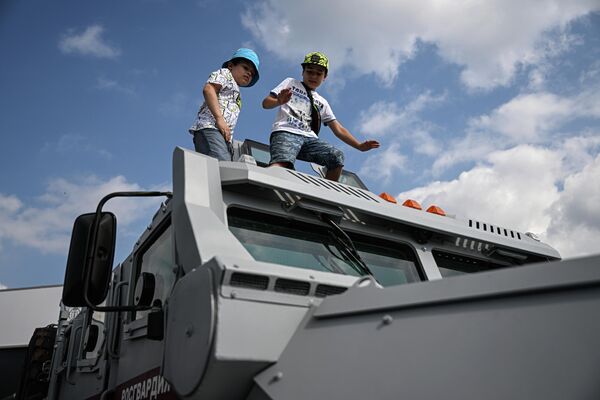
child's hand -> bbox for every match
[216,116,232,142]
[357,140,380,151]
[277,88,292,105]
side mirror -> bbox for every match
[62,212,116,307]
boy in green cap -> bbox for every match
[189,48,260,161]
[262,51,379,181]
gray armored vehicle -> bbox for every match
[14,141,600,400]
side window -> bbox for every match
[135,225,175,320]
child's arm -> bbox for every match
[262,88,293,109]
[327,120,380,151]
[203,82,232,142]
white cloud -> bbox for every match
[0,195,22,252]
[0,282,7,290]
[59,25,121,59]
[359,143,408,184]
[398,143,600,259]
[470,92,574,141]
[0,194,22,214]
[527,68,546,90]
[410,129,441,157]
[358,91,446,137]
[545,155,600,257]
[243,0,599,89]
[356,91,444,165]
[560,134,600,175]
[527,31,583,90]
[432,87,600,174]
[358,102,406,137]
[0,176,167,255]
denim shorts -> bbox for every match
[269,131,344,170]
[192,128,233,161]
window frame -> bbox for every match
[125,217,175,334]
[227,207,425,286]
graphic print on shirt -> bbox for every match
[287,85,311,131]
[189,68,242,138]
[270,78,336,138]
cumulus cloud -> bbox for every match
[431,87,600,174]
[0,194,22,252]
[0,282,7,290]
[545,155,600,257]
[359,143,408,184]
[0,176,167,255]
[471,93,574,141]
[242,0,599,89]
[469,90,600,141]
[355,91,444,174]
[59,25,121,59]
[398,143,600,259]
[356,86,600,185]
[358,91,446,137]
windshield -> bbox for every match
[227,208,422,287]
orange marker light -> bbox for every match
[379,192,397,203]
[426,205,446,216]
[402,199,422,210]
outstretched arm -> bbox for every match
[262,88,293,109]
[327,120,380,151]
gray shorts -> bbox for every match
[192,128,233,161]
[269,131,344,170]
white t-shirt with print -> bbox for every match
[189,68,241,140]
[269,77,336,138]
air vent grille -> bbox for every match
[315,284,347,298]
[287,170,380,203]
[230,272,269,290]
[228,272,350,299]
[468,219,522,240]
[274,278,310,296]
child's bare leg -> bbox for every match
[325,166,342,181]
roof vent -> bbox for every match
[468,219,522,240]
[287,170,380,203]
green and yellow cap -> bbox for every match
[301,52,329,72]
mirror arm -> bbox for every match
[83,191,172,312]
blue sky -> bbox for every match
[1,0,599,289]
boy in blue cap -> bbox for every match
[263,51,379,181]
[189,48,260,161]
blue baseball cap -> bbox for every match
[222,48,260,87]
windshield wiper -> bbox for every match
[320,215,378,281]
[312,252,346,274]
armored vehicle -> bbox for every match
[14,141,600,400]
